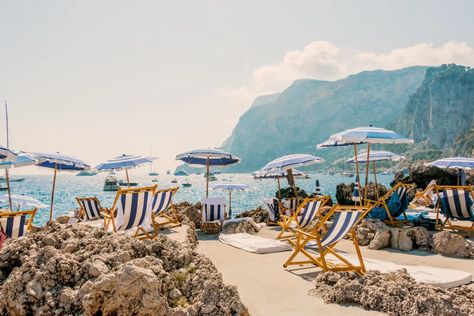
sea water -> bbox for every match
[4,173,394,226]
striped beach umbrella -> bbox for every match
[176,149,240,197]
[96,154,155,187]
[430,157,474,170]
[32,152,90,222]
[211,183,249,217]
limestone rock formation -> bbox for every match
[235,207,269,223]
[432,231,474,258]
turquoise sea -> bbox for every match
[3,173,394,226]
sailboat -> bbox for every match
[148,148,159,176]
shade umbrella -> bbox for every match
[96,154,155,187]
[430,157,474,185]
[32,152,90,222]
[211,183,249,217]
[253,168,304,201]
[259,154,324,204]
[0,194,47,210]
[318,126,413,202]
[346,150,405,199]
[0,146,18,211]
[176,149,240,197]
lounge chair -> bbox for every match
[279,197,298,216]
[283,204,373,275]
[410,180,437,208]
[201,197,226,234]
[264,198,279,225]
[76,197,106,221]
[0,209,37,238]
[151,187,180,232]
[276,196,330,240]
[103,185,157,238]
[370,182,415,225]
[434,185,474,234]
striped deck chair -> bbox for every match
[201,197,226,234]
[283,204,374,275]
[264,198,279,225]
[0,209,37,239]
[276,196,330,240]
[76,197,105,221]
[279,197,299,217]
[370,182,415,226]
[434,185,474,234]
[103,185,156,239]
[410,180,437,208]
[151,187,180,231]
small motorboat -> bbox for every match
[152,178,159,183]
[181,180,192,187]
[103,175,120,191]
[76,170,97,176]
[174,170,189,176]
[171,179,178,184]
[148,171,159,176]
[341,171,354,177]
[119,180,138,187]
[208,175,217,182]
[0,176,26,182]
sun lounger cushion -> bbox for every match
[370,192,401,220]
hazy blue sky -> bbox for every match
[1,0,473,173]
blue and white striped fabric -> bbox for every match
[264,198,278,221]
[441,189,474,220]
[202,197,226,222]
[431,157,474,170]
[0,153,36,169]
[346,151,405,163]
[253,169,304,179]
[320,211,362,248]
[151,189,175,215]
[32,152,90,171]
[0,145,17,162]
[260,154,324,172]
[96,154,155,171]
[317,126,413,147]
[298,200,323,228]
[283,198,298,216]
[116,190,152,231]
[0,213,27,238]
[78,198,101,220]
[395,186,409,202]
[176,149,240,167]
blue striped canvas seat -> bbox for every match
[298,199,324,229]
[440,189,474,221]
[281,198,298,216]
[283,204,373,275]
[264,198,279,222]
[150,187,180,229]
[371,183,415,225]
[202,197,226,223]
[151,189,175,215]
[76,197,102,220]
[0,209,37,238]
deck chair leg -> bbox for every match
[283,233,303,267]
[352,230,366,274]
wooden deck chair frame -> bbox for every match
[370,182,415,226]
[76,196,108,220]
[283,203,373,275]
[102,185,157,239]
[434,185,474,234]
[0,208,37,238]
[151,187,180,232]
[411,180,437,208]
[277,195,330,240]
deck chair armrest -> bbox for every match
[293,228,317,239]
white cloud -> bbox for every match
[221,41,474,108]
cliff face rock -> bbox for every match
[222,67,427,171]
[397,64,474,157]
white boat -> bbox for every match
[0,176,25,182]
[103,175,120,191]
[118,179,138,186]
[148,172,159,176]
[76,170,97,176]
[171,179,178,184]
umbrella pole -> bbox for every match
[364,143,371,203]
[229,191,232,218]
[277,177,281,201]
[49,164,58,223]
[5,169,12,210]
[125,169,130,188]
[288,169,299,205]
[373,162,379,200]
[206,157,210,198]
[353,144,362,206]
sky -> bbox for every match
[0,0,473,174]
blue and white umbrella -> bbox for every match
[32,152,91,222]
[253,169,304,179]
[96,154,155,187]
[0,153,37,169]
[430,157,474,170]
[345,151,405,163]
[176,149,240,197]
[212,183,249,216]
[0,145,17,161]
[0,194,47,210]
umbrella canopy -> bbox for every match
[317,126,413,147]
[0,153,37,169]
[430,157,474,170]
[0,194,47,209]
[259,154,324,172]
[32,152,90,222]
[211,182,249,217]
[176,149,240,197]
[96,154,155,171]
[0,145,17,161]
[253,169,304,179]
[176,149,240,166]
[346,151,405,163]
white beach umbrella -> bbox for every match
[253,169,305,201]
[176,149,240,197]
[32,152,90,222]
[0,194,47,210]
[96,154,155,187]
[430,157,474,170]
[211,183,249,216]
